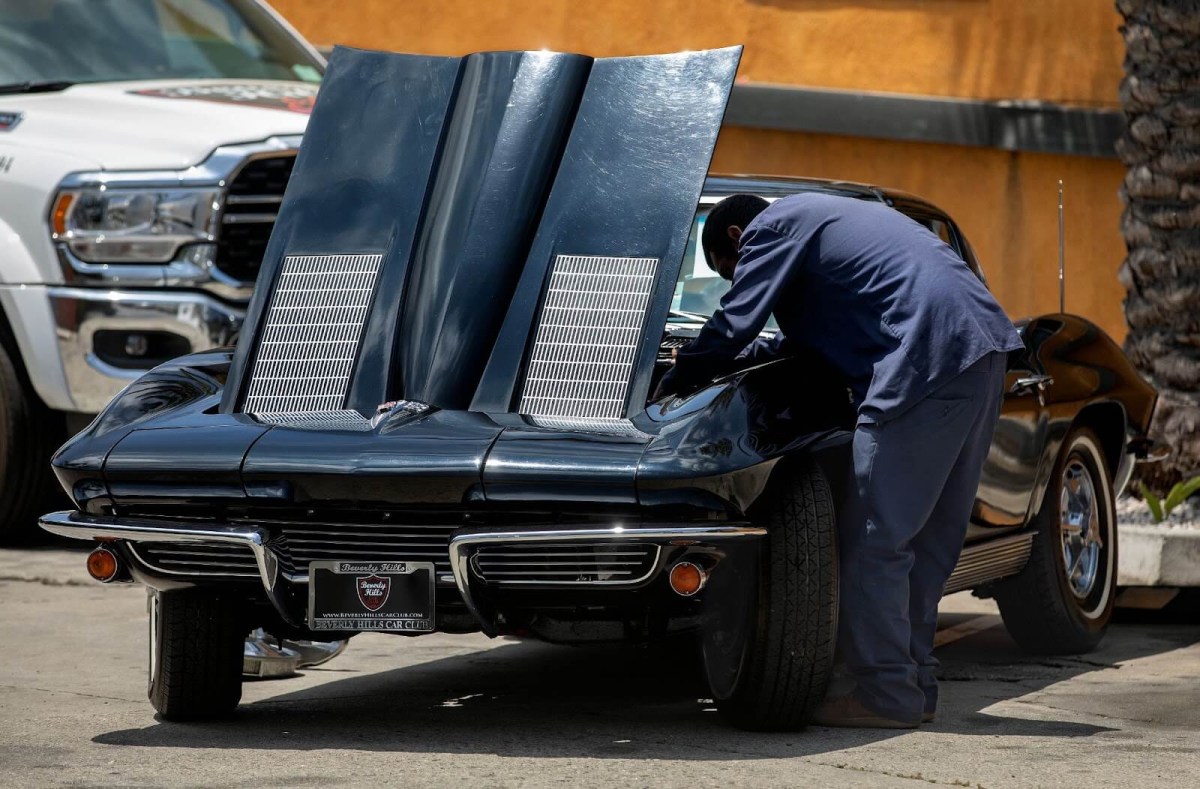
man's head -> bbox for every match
[701,193,769,280]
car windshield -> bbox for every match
[0,0,323,86]
[671,207,779,330]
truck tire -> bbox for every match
[148,590,245,720]
[704,460,839,731]
[0,340,59,543]
[995,427,1117,654]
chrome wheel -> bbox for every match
[1060,459,1102,600]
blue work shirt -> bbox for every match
[663,193,1024,423]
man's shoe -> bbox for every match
[812,695,919,729]
[922,711,935,724]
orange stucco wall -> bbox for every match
[271,0,1130,339]
[711,129,1128,339]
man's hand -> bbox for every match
[653,365,679,401]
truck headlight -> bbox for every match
[51,186,220,263]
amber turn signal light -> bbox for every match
[51,192,75,236]
[668,561,707,597]
[86,546,121,583]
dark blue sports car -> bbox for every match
[42,45,1159,729]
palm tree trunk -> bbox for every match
[1116,0,1200,490]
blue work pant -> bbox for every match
[837,351,1007,723]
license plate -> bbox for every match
[307,561,435,633]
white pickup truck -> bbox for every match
[0,0,322,539]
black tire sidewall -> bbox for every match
[147,590,244,720]
[708,460,839,730]
[0,339,60,542]
[1044,429,1117,636]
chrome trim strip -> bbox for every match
[47,286,244,411]
[226,194,285,205]
[127,543,261,579]
[471,543,663,586]
[57,244,255,302]
[449,524,766,635]
[39,511,274,590]
[222,212,278,224]
[943,531,1033,595]
[56,136,303,190]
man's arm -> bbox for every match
[658,225,799,395]
[737,332,793,365]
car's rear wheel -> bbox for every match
[702,460,839,731]
[148,589,245,720]
[996,427,1117,654]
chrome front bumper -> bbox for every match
[47,287,245,412]
[40,510,765,635]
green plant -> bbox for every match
[1138,476,1200,523]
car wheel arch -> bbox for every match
[1068,401,1127,479]
[1023,400,1127,525]
[0,303,40,403]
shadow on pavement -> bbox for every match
[90,611,1200,760]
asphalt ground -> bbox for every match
[1,546,1197,788]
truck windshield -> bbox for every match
[0,0,323,86]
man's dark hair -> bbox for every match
[701,193,769,269]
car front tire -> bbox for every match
[996,427,1117,654]
[703,460,839,731]
[148,590,245,720]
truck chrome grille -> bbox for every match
[243,253,384,414]
[519,255,659,420]
[216,154,296,282]
[131,542,260,578]
[472,542,659,585]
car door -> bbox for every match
[910,212,1047,533]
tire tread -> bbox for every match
[717,461,838,730]
[0,341,61,543]
[149,591,244,720]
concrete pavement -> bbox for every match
[1,546,1198,788]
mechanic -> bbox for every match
[657,193,1023,729]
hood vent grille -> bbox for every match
[519,254,658,420]
[243,253,383,415]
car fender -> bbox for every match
[1015,313,1155,522]
[637,354,853,517]
[51,348,233,510]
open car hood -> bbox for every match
[220,45,742,425]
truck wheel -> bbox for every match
[148,590,245,720]
[0,340,60,543]
[703,460,839,731]
[996,427,1117,654]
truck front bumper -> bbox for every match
[47,287,244,412]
